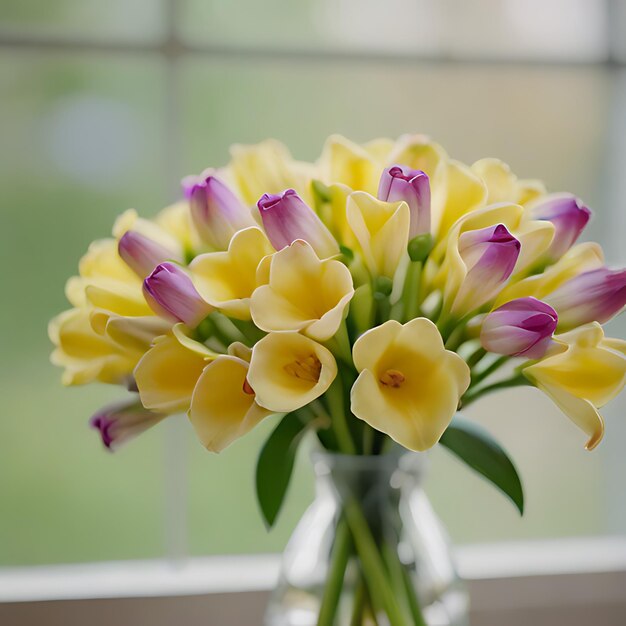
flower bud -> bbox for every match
[257,189,339,258]
[481,297,558,358]
[545,267,626,329]
[90,400,165,451]
[186,174,256,250]
[118,230,180,278]
[530,193,591,261]
[143,262,211,326]
[452,224,521,315]
[378,165,431,237]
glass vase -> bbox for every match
[265,448,469,626]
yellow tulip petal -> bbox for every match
[113,208,182,256]
[247,332,337,413]
[134,332,212,413]
[189,356,270,452]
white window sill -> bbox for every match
[1,537,626,626]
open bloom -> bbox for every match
[528,193,591,261]
[257,189,339,258]
[351,318,470,451]
[481,297,558,358]
[185,174,256,250]
[143,263,212,327]
[247,332,337,413]
[190,227,274,320]
[250,240,354,341]
[134,325,217,413]
[90,399,166,451]
[189,346,271,452]
[523,323,626,450]
[471,158,545,205]
[544,267,626,330]
[346,191,410,279]
[451,224,521,316]
[377,165,431,238]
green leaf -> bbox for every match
[256,412,309,528]
[439,414,524,515]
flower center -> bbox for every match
[242,378,255,395]
[284,355,322,382]
[380,369,405,388]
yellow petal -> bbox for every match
[155,201,203,252]
[134,331,213,413]
[247,332,337,413]
[228,139,314,206]
[190,227,274,320]
[90,311,172,352]
[525,323,626,407]
[49,308,138,386]
[346,192,410,279]
[250,240,354,341]
[318,135,381,195]
[189,355,270,452]
[351,318,470,451]
[78,238,139,284]
[433,160,487,237]
[534,383,605,451]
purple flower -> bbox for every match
[90,400,165,451]
[185,174,256,250]
[530,193,591,261]
[257,189,339,258]
[118,231,180,278]
[143,262,211,326]
[378,165,431,238]
[481,297,558,358]
[545,267,626,329]
[453,224,521,315]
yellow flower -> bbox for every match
[227,139,315,206]
[471,158,545,205]
[247,332,337,413]
[190,227,274,320]
[523,323,626,450]
[250,240,354,341]
[350,318,470,451]
[49,308,140,386]
[494,242,605,306]
[134,325,217,413]
[318,135,384,195]
[346,191,410,279]
[189,344,271,452]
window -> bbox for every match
[1,0,625,610]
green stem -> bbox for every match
[349,574,367,626]
[326,376,357,455]
[344,499,408,626]
[316,518,352,626]
[470,355,509,386]
[401,261,422,322]
[463,372,528,406]
[466,346,487,368]
[229,318,265,344]
[362,425,374,456]
[382,543,427,626]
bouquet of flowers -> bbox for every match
[50,134,626,625]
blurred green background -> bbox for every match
[1,0,625,566]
